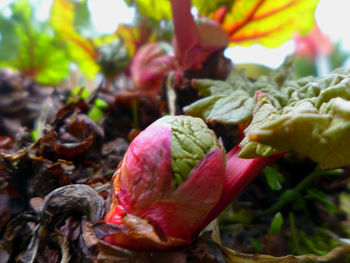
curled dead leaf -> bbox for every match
[41,184,105,225]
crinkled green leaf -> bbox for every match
[159,115,221,188]
[184,59,294,124]
[184,70,253,124]
[185,91,255,124]
[240,68,350,169]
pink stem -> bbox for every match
[195,145,284,234]
[170,0,200,65]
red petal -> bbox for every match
[118,121,173,212]
[136,148,226,242]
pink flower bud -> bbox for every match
[103,115,225,250]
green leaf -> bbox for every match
[87,98,108,123]
[0,0,70,85]
[184,69,256,124]
[263,166,284,191]
[0,14,20,62]
[71,86,90,99]
[11,0,32,22]
[269,212,283,235]
[94,98,108,109]
[31,129,40,141]
[33,40,70,85]
[50,0,99,78]
[185,58,294,124]
[88,107,104,123]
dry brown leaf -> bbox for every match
[218,243,350,263]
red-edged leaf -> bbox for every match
[50,0,99,78]
[211,0,319,47]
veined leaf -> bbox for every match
[50,0,99,78]
[27,34,70,85]
[16,27,70,85]
[210,0,319,47]
[0,0,70,85]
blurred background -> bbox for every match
[0,0,349,83]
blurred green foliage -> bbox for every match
[0,0,70,85]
